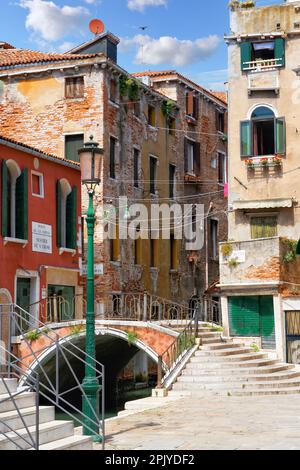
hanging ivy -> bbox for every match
[119,75,141,101]
[162,100,175,119]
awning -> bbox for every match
[232,198,294,210]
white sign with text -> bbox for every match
[32,222,52,254]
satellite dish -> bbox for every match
[89,19,105,36]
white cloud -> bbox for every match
[120,34,221,67]
[192,69,228,90]
[19,0,90,42]
[127,0,168,12]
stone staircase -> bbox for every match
[0,378,93,450]
[171,326,300,397]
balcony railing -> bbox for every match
[243,58,282,72]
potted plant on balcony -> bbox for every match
[272,155,283,167]
[260,157,269,167]
[245,159,255,170]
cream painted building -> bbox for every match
[220,0,300,362]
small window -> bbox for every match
[150,238,159,268]
[110,79,117,103]
[134,227,142,265]
[148,105,156,127]
[110,137,117,179]
[218,153,227,184]
[65,134,84,163]
[210,219,218,260]
[216,111,225,133]
[169,164,176,199]
[168,117,176,136]
[186,91,198,120]
[134,148,140,188]
[170,234,178,271]
[184,139,200,175]
[252,42,275,62]
[31,171,44,198]
[65,76,84,99]
[250,216,277,240]
[150,156,157,195]
[110,221,119,262]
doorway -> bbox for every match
[16,278,31,333]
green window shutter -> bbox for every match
[251,216,277,240]
[229,296,260,337]
[274,38,285,67]
[240,120,252,157]
[16,168,28,240]
[66,187,77,250]
[1,160,8,237]
[275,117,286,155]
[65,135,84,162]
[241,42,252,71]
[259,296,275,349]
[56,180,62,248]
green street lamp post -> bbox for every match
[79,136,103,441]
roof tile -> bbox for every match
[0,48,97,68]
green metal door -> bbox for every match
[16,278,31,333]
[229,296,275,349]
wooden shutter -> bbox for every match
[16,168,28,240]
[65,135,83,163]
[275,117,286,155]
[194,142,201,175]
[274,38,285,67]
[241,42,252,70]
[1,160,8,237]
[251,216,277,240]
[193,95,199,120]
[240,120,253,157]
[66,187,77,250]
[229,296,260,337]
[110,137,116,179]
[186,91,194,115]
[184,138,189,173]
[56,180,62,248]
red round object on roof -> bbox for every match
[89,19,105,35]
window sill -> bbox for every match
[186,115,197,125]
[59,247,76,256]
[148,125,158,131]
[3,237,28,248]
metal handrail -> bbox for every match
[0,303,105,448]
[0,357,40,450]
[156,308,200,389]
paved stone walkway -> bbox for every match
[103,394,300,450]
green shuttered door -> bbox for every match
[16,168,28,240]
[66,187,77,250]
[1,160,8,237]
[229,296,275,349]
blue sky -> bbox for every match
[1,0,282,91]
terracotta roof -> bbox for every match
[211,91,227,103]
[0,134,80,169]
[132,70,228,106]
[0,42,15,50]
[0,48,98,68]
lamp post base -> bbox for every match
[82,377,101,442]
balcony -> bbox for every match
[247,68,279,95]
[244,58,282,72]
[219,237,300,294]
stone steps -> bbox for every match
[0,379,94,450]
[0,406,54,433]
[170,335,300,397]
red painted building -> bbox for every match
[0,136,82,327]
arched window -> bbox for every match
[241,105,285,158]
[1,160,28,240]
[56,179,77,250]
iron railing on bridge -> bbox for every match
[0,303,105,449]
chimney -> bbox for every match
[68,32,120,64]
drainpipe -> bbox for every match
[205,202,213,319]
